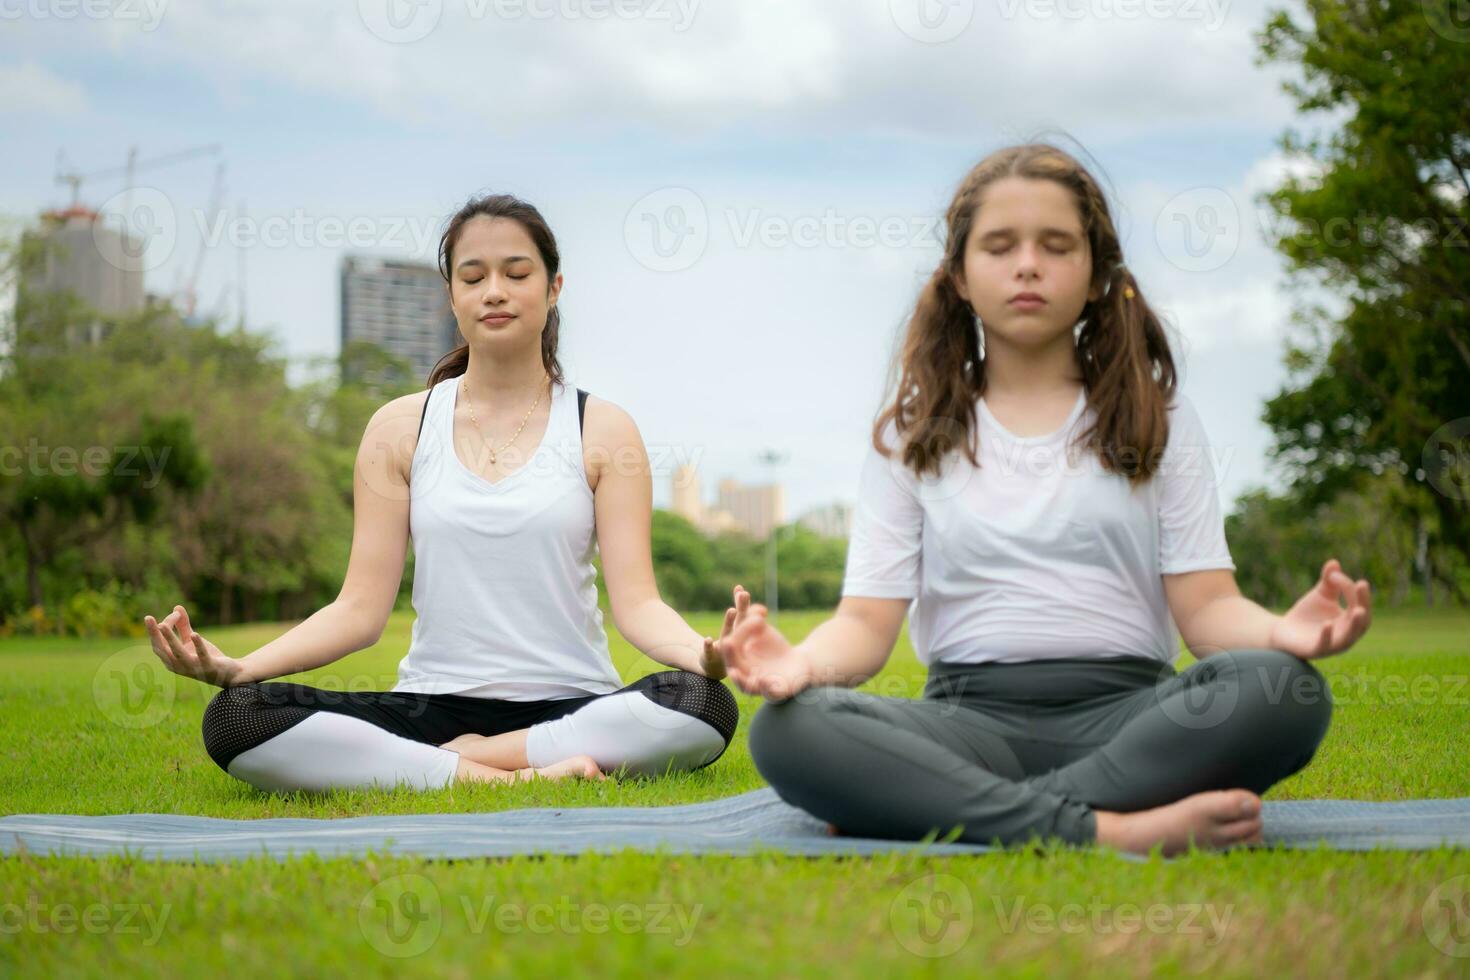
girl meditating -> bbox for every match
[145,194,738,793]
[716,144,1372,856]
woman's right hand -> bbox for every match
[721,599,813,702]
[144,605,248,688]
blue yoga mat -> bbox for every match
[2,789,1467,862]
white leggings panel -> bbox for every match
[524,690,727,775]
[226,711,461,794]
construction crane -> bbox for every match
[53,143,222,210]
[178,159,228,317]
[53,143,231,320]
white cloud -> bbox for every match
[1241,148,1324,197]
[0,62,89,116]
[1155,279,1292,357]
[14,0,1301,137]
[1,3,1330,514]
[1112,144,1343,358]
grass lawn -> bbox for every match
[2,607,1469,976]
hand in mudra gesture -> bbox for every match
[1267,559,1373,660]
[144,604,248,688]
[714,586,814,701]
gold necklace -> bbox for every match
[462,375,547,466]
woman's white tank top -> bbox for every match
[392,376,624,701]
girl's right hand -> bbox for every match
[144,605,248,689]
[721,601,814,702]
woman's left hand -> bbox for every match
[700,585,752,681]
[1267,559,1373,660]
[700,634,728,680]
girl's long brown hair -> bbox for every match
[427,194,566,388]
[875,144,1177,487]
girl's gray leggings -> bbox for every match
[748,648,1333,846]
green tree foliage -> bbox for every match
[0,286,372,630]
[598,511,850,615]
[1226,470,1466,609]
[1253,0,1470,600]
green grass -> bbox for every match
[3,608,1469,976]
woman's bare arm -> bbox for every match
[146,391,426,686]
[587,397,723,678]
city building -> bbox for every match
[16,206,146,351]
[717,477,784,541]
[339,255,458,385]
[670,464,785,539]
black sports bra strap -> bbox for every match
[577,388,588,438]
[416,385,433,442]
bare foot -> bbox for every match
[521,755,605,782]
[1094,789,1264,857]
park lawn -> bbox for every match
[2,607,1468,976]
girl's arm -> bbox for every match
[1156,397,1371,661]
[1164,559,1373,661]
[146,392,425,686]
[586,398,723,678]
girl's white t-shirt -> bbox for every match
[841,389,1234,666]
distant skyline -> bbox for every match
[0,0,1332,516]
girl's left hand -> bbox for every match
[1267,559,1373,660]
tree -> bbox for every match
[647,510,717,610]
[0,296,211,610]
[1226,471,1461,608]
[1255,0,1470,596]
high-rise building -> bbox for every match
[718,478,784,540]
[669,465,785,539]
[339,255,458,385]
[671,464,704,524]
[16,206,146,351]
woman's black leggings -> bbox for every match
[748,648,1333,846]
[201,671,739,793]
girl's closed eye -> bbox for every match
[985,245,1070,255]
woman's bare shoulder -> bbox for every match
[355,388,436,482]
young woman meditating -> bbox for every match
[145,194,738,793]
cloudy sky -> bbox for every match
[0,0,1338,517]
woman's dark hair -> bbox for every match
[875,143,1178,488]
[426,194,566,388]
